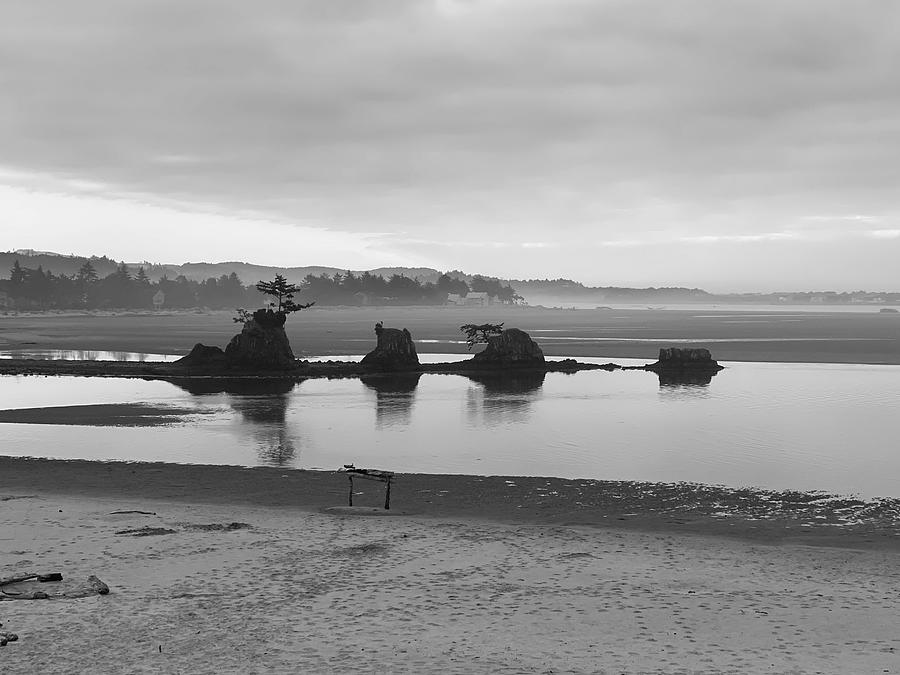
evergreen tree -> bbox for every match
[77,260,98,284]
[135,266,150,286]
[9,260,26,288]
[255,274,314,314]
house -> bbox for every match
[152,290,165,310]
[445,292,495,306]
[464,292,493,306]
[0,288,12,310]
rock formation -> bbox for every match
[361,323,420,371]
[176,343,227,368]
[644,347,723,385]
[224,309,295,369]
[472,328,544,366]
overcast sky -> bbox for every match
[2,0,899,291]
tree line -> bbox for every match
[298,271,520,305]
[0,260,254,310]
[0,260,521,310]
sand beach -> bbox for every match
[2,460,900,674]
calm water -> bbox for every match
[0,358,897,497]
[0,349,180,362]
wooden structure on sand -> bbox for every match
[342,464,395,510]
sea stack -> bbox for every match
[644,347,724,385]
[472,328,544,366]
[361,322,420,371]
[224,309,296,369]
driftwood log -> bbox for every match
[0,572,109,601]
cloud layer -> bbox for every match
[1,0,898,289]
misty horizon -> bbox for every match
[4,247,900,298]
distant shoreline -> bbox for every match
[2,305,899,365]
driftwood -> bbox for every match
[0,572,61,586]
[115,526,177,537]
[0,573,109,601]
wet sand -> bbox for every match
[2,305,899,363]
[1,461,899,673]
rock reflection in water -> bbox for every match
[655,370,717,400]
[360,373,422,427]
[655,370,719,387]
[168,378,299,466]
[464,370,546,425]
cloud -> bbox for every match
[869,229,900,239]
[0,0,898,288]
[680,233,801,244]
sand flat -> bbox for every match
[2,306,899,363]
[1,491,899,674]
[0,403,207,427]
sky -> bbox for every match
[1,0,899,292]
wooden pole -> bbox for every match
[384,476,391,510]
[348,475,353,507]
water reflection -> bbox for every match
[658,382,712,401]
[0,349,179,362]
[169,378,299,466]
[463,371,546,425]
[168,378,296,396]
[359,373,422,427]
[655,369,719,387]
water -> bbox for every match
[0,349,180,362]
[0,359,897,497]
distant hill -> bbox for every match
[508,278,713,306]
[2,251,128,278]
[0,251,446,286]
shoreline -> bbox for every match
[0,355,630,379]
[2,457,898,551]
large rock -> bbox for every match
[472,328,544,366]
[645,347,723,385]
[175,343,227,368]
[361,323,419,371]
[224,309,295,369]
[649,347,721,369]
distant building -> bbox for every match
[465,292,494,306]
[0,289,11,309]
[445,291,494,306]
[152,290,165,310]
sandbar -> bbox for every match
[0,403,210,427]
[1,459,899,673]
[2,306,899,364]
